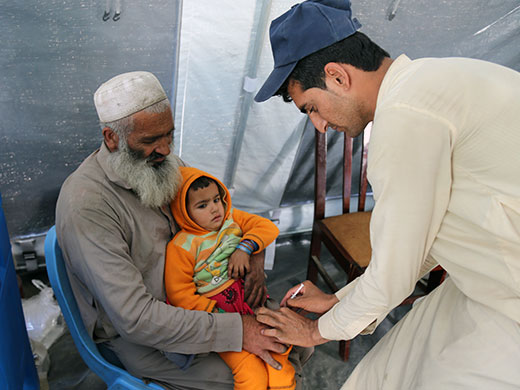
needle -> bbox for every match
[290,283,304,299]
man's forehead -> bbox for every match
[131,110,174,136]
[287,80,309,111]
[133,108,173,123]
[287,79,303,94]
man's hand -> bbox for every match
[256,307,329,348]
[280,280,339,315]
[244,251,267,309]
[242,315,288,370]
[228,250,251,280]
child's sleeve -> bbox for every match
[164,240,216,313]
[232,209,279,253]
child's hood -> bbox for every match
[171,166,232,233]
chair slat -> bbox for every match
[358,132,369,212]
[342,135,353,214]
[314,131,327,220]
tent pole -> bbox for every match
[224,0,272,188]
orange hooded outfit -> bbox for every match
[164,167,294,390]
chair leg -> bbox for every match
[307,255,319,284]
[307,232,321,283]
[339,340,351,361]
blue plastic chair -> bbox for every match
[44,226,163,389]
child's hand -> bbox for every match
[228,250,251,280]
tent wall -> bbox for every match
[0,1,181,238]
[175,0,520,231]
[174,0,306,214]
[1,0,519,253]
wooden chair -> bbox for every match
[307,126,445,361]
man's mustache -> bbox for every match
[147,151,166,161]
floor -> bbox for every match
[20,232,412,390]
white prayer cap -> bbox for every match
[94,71,168,122]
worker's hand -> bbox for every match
[244,251,267,309]
[256,307,329,348]
[280,280,339,315]
[228,250,251,280]
[242,315,288,370]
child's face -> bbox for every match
[187,182,225,231]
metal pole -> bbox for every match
[224,0,273,188]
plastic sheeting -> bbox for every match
[174,0,307,213]
[1,0,519,239]
[0,0,181,237]
[174,0,520,217]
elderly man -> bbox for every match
[56,72,304,389]
[254,0,520,389]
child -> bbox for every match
[164,166,295,390]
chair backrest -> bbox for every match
[313,126,371,221]
[44,226,163,390]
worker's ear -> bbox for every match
[324,62,351,91]
[103,127,119,152]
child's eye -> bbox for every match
[198,204,207,209]
[214,196,220,203]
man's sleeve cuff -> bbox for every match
[334,277,360,301]
[318,303,379,340]
[213,312,243,352]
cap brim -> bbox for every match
[254,61,298,103]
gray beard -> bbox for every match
[106,142,181,208]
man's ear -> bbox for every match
[103,127,119,152]
[323,62,351,90]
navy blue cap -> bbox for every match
[254,0,361,102]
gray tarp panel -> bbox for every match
[1,0,519,239]
[0,1,181,236]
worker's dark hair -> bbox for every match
[275,32,390,102]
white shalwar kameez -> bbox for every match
[318,55,520,389]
